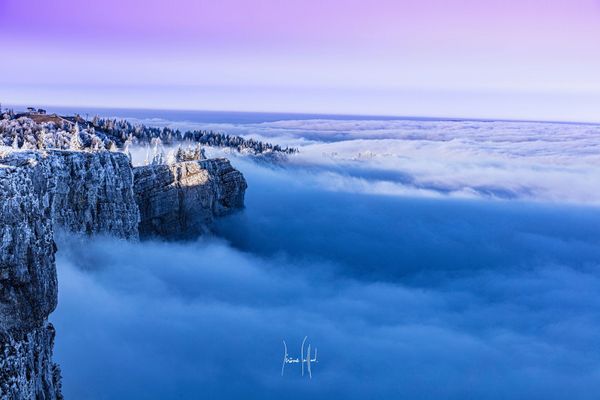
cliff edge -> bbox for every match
[0,161,62,399]
[0,150,140,240]
[0,148,247,398]
[134,158,247,239]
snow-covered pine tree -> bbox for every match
[69,123,85,150]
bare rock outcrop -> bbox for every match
[0,162,62,399]
[0,150,140,239]
[133,158,247,238]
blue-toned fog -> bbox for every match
[50,110,600,399]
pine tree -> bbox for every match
[69,124,84,151]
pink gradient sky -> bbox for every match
[1,0,600,120]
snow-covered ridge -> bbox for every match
[0,111,296,155]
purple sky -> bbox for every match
[1,0,600,120]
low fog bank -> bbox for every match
[218,158,600,286]
[53,234,600,399]
[52,154,600,399]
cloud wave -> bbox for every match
[130,117,600,203]
[51,153,600,399]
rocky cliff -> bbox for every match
[0,150,140,240]
[134,158,247,238]
[0,149,247,398]
[0,150,247,241]
[0,162,62,399]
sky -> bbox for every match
[1,0,600,120]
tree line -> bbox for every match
[0,110,297,156]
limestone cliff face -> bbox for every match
[0,149,247,397]
[133,158,247,238]
[0,150,247,242]
[0,150,140,239]
[0,149,140,399]
[0,163,61,399]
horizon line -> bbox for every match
[4,102,600,126]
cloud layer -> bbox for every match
[131,117,600,203]
[52,150,600,399]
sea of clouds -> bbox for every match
[133,117,600,204]
[52,118,600,399]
